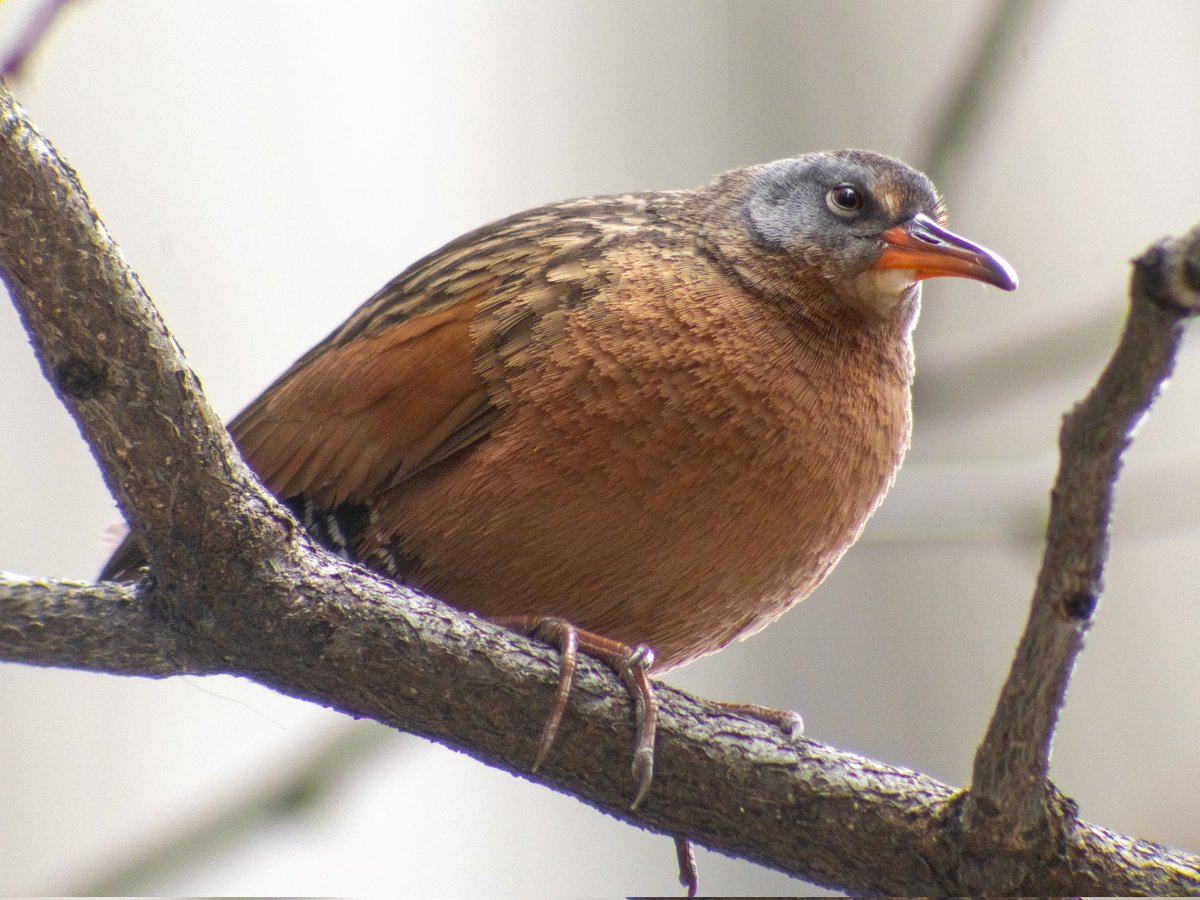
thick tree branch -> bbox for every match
[968,230,1200,844]
[1,82,1198,895]
[0,72,289,609]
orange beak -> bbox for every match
[875,213,1017,291]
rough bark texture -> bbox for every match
[967,234,1200,852]
[1,82,1198,895]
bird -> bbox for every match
[101,149,1016,809]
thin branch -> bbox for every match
[920,0,1044,184]
[1,79,1198,896]
[73,722,393,896]
[967,230,1200,841]
[0,0,75,80]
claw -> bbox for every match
[531,621,578,772]
[615,643,658,810]
[630,745,655,810]
[493,617,661,808]
[674,836,699,897]
[718,700,805,740]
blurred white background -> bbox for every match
[1,1,1198,895]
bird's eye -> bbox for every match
[826,184,864,216]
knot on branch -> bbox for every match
[53,356,108,400]
[1061,590,1097,621]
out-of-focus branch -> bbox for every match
[74,722,393,896]
[1,0,76,79]
[1,75,1198,897]
[920,0,1043,184]
[967,230,1200,845]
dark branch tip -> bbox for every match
[53,356,108,400]
[1134,232,1200,316]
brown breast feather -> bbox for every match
[100,184,912,674]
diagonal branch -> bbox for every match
[0,80,292,605]
[967,231,1200,841]
[74,723,393,896]
[0,0,75,80]
[1,81,1198,896]
[920,0,1042,184]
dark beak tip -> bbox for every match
[990,261,1019,292]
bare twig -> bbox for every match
[1,77,1198,896]
[0,0,76,79]
[920,0,1044,184]
[967,230,1200,843]
[73,722,392,896]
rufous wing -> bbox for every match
[98,195,634,581]
[230,295,490,508]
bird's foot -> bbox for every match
[716,700,805,740]
[493,615,659,809]
[674,835,698,897]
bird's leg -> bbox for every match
[674,835,698,897]
[714,700,805,739]
[492,615,659,809]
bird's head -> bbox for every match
[731,149,1017,317]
